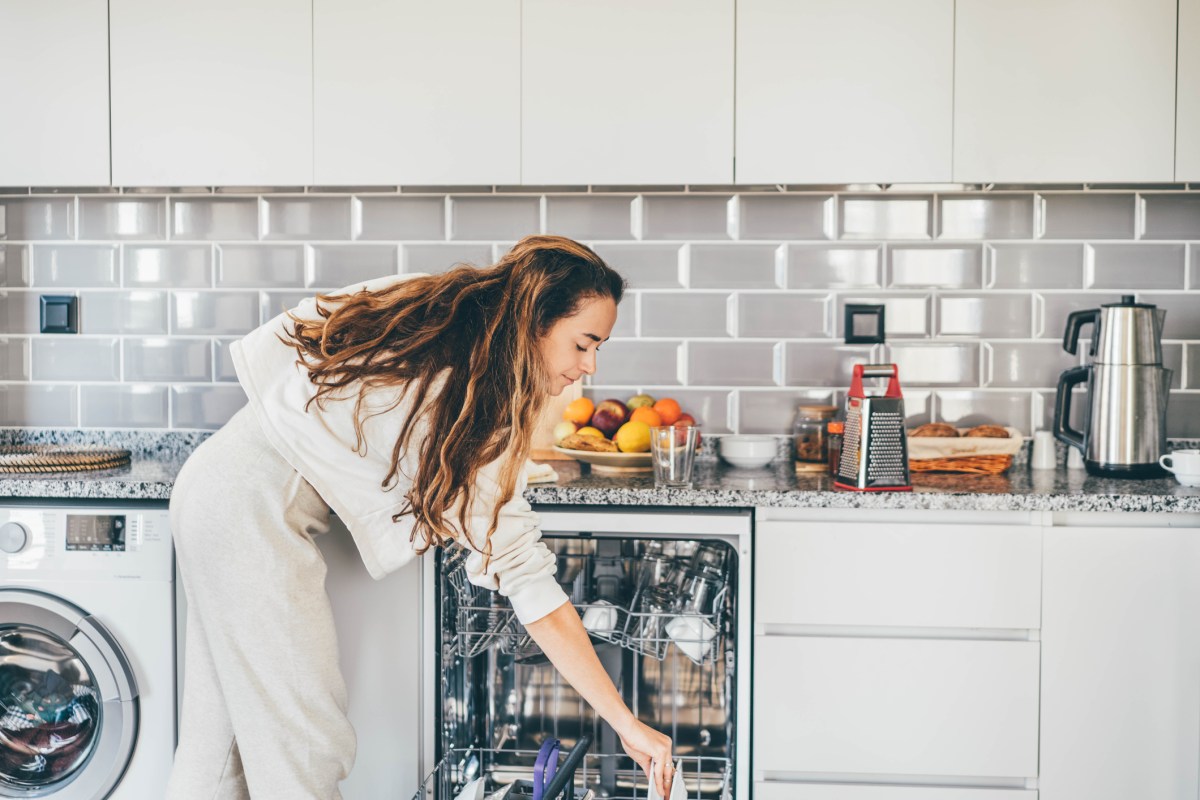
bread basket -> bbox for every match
[907,427,1024,474]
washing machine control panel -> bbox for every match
[0,506,172,580]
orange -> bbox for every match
[652,398,682,425]
[563,397,595,425]
[629,406,663,427]
[575,426,605,439]
[614,421,652,453]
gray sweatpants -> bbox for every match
[166,403,356,799]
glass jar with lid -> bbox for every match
[792,404,838,471]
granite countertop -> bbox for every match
[0,431,1197,513]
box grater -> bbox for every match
[834,363,913,492]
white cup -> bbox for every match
[1031,430,1057,470]
[665,615,717,664]
[1160,450,1200,487]
[582,600,618,634]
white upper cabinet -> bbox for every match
[954,0,1177,183]
[110,0,312,187]
[1041,526,1200,800]
[521,0,734,186]
[1178,0,1200,179]
[0,0,109,187]
[736,0,954,185]
[314,0,520,186]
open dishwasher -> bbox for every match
[416,507,751,800]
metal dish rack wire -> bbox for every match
[442,541,732,666]
[412,747,733,800]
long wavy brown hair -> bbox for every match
[276,235,625,563]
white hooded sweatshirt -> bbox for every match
[229,273,569,625]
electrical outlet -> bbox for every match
[39,295,78,334]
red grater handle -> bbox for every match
[848,363,904,399]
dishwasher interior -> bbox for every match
[419,510,749,800]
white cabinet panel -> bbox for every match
[954,0,1176,182]
[736,0,953,184]
[1040,527,1200,800]
[756,521,1041,629]
[521,0,733,185]
[110,0,312,187]
[754,637,1040,778]
[756,783,1035,800]
[314,0,520,186]
[0,0,109,186]
[1179,0,1200,179]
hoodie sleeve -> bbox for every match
[456,454,570,625]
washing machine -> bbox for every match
[0,500,176,798]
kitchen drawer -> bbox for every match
[753,636,1040,778]
[756,783,1035,800]
[756,521,1040,629]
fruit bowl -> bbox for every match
[552,446,653,474]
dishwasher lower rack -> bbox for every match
[413,748,733,800]
[441,539,733,666]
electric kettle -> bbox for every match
[1053,295,1171,477]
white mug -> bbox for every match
[1160,450,1200,487]
[1031,430,1057,470]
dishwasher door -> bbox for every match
[422,507,751,800]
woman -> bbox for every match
[166,235,674,799]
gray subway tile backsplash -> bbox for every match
[1,188,1196,432]
[170,197,259,241]
[546,196,634,240]
[125,245,213,288]
[938,194,1034,240]
[80,384,168,427]
[640,293,731,338]
[1040,193,1136,239]
[689,244,781,289]
[736,194,831,240]
[1142,194,1200,240]
[887,245,983,289]
[357,196,446,241]
[31,245,119,287]
[32,337,120,382]
[1086,243,1186,290]
[0,198,73,240]
[0,245,30,287]
[78,197,166,240]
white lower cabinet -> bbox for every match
[754,636,1040,778]
[756,783,1035,800]
[1040,525,1200,800]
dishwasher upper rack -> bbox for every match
[441,541,732,666]
[412,747,733,800]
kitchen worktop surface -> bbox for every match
[1,430,1197,513]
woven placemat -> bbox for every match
[0,445,132,474]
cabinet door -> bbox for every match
[0,0,109,186]
[521,0,733,185]
[1179,0,1200,179]
[756,783,1035,800]
[754,636,1040,778]
[756,521,1041,630]
[314,0,520,186]
[1041,527,1200,800]
[954,0,1176,182]
[110,0,312,187]
[736,0,953,184]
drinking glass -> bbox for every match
[651,425,698,487]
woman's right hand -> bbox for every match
[617,719,674,798]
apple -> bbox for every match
[553,420,578,444]
[590,399,629,438]
[675,413,696,427]
[627,393,656,410]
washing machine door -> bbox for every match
[0,589,138,799]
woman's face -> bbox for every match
[539,295,618,396]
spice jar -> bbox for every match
[827,420,845,477]
[793,404,837,472]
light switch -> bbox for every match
[40,295,78,334]
[845,303,885,344]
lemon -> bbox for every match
[614,421,652,453]
[576,426,605,438]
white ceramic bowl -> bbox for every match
[718,435,777,469]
